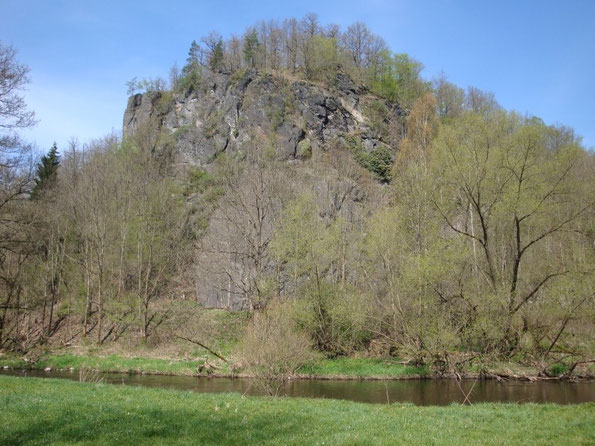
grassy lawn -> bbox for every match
[0,376,593,445]
[0,353,202,376]
[298,357,429,378]
[0,353,430,379]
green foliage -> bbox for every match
[310,36,339,83]
[298,357,428,378]
[209,39,224,71]
[424,111,592,356]
[293,280,370,355]
[186,167,216,194]
[272,195,369,355]
[182,40,201,76]
[175,70,202,94]
[31,142,60,199]
[355,144,393,182]
[265,103,285,131]
[548,363,569,376]
[243,30,260,68]
[370,51,430,108]
[230,68,247,86]
[296,138,312,159]
[364,99,390,137]
[176,40,204,94]
[155,91,174,114]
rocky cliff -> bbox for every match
[123,69,403,309]
[123,69,403,166]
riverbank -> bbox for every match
[1,375,593,445]
[1,352,593,381]
[0,352,430,379]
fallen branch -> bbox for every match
[176,335,228,363]
[562,359,595,379]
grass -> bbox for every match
[0,353,202,376]
[0,353,431,379]
[298,357,429,378]
[1,375,593,445]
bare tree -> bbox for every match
[342,22,372,71]
[0,42,36,348]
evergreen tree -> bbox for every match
[209,39,224,71]
[182,40,201,76]
[243,30,260,68]
[31,143,60,199]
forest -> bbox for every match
[1,14,593,384]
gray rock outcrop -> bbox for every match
[123,69,403,165]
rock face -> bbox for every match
[123,69,402,310]
[123,69,402,165]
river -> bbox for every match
[1,369,593,405]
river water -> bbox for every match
[2,369,593,406]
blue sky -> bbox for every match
[2,0,594,152]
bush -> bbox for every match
[294,281,370,356]
[238,300,316,395]
[356,144,393,182]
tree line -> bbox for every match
[1,27,593,378]
[127,13,431,109]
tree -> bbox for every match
[271,193,368,355]
[201,31,224,72]
[0,42,36,348]
[182,40,201,75]
[341,20,388,79]
[433,73,465,120]
[0,43,35,145]
[243,29,260,68]
[31,143,60,199]
[196,151,288,310]
[238,300,315,395]
[209,39,224,71]
[431,111,593,353]
[465,86,500,115]
[396,93,439,168]
[371,52,429,107]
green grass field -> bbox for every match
[0,353,202,375]
[297,357,429,378]
[1,375,593,445]
[0,353,427,379]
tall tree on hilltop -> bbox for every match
[209,39,224,71]
[182,40,201,76]
[31,142,60,199]
[243,29,260,68]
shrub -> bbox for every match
[356,144,393,182]
[238,300,316,396]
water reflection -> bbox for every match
[1,369,593,406]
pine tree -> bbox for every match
[31,142,60,199]
[182,40,201,76]
[243,30,260,68]
[209,39,224,71]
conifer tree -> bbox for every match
[209,39,224,71]
[31,142,60,199]
[182,40,201,76]
[243,30,260,68]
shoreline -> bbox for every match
[2,363,593,382]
